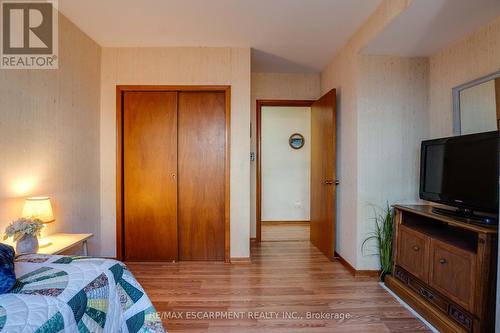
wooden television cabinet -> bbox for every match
[385,205,498,333]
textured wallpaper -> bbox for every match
[0,13,101,254]
[99,47,251,258]
[429,16,500,137]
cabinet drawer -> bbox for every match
[397,226,430,283]
[395,265,475,332]
[430,239,476,312]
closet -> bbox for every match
[119,88,228,262]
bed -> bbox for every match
[0,254,166,333]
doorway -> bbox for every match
[256,90,337,259]
[257,100,313,242]
[116,86,231,262]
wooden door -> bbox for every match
[310,89,336,259]
[178,92,226,261]
[123,92,178,261]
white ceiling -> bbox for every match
[363,0,500,56]
[58,0,381,73]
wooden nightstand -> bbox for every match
[3,233,93,256]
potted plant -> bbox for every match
[3,218,44,255]
[361,203,393,281]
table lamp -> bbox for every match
[22,196,55,247]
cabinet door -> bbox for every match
[123,91,178,261]
[430,239,476,312]
[397,226,430,283]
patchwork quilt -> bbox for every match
[0,254,166,333]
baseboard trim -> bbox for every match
[261,220,310,225]
[334,251,380,278]
[230,257,252,264]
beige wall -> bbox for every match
[250,72,320,237]
[100,47,251,258]
[320,0,412,269]
[429,16,500,137]
[357,55,429,268]
[0,14,101,253]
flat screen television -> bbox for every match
[419,131,499,223]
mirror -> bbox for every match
[289,133,305,149]
[453,70,500,135]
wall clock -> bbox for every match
[289,133,304,149]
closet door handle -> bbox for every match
[171,173,176,180]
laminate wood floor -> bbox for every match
[261,222,310,242]
[127,239,431,332]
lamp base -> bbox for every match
[39,238,52,248]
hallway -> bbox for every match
[127,235,430,332]
[261,222,310,241]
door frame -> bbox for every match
[116,85,231,262]
[255,99,314,242]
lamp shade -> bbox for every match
[22,197,55,223]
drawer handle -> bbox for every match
[439,258,447,264]
[420,288,434,300]
[412,245,420,251]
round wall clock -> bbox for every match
[289,133,305,150]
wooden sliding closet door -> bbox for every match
[178,92,226,261]
[123,92,178,261]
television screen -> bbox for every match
[420,131,499,213]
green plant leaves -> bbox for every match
[361,203,393,279]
